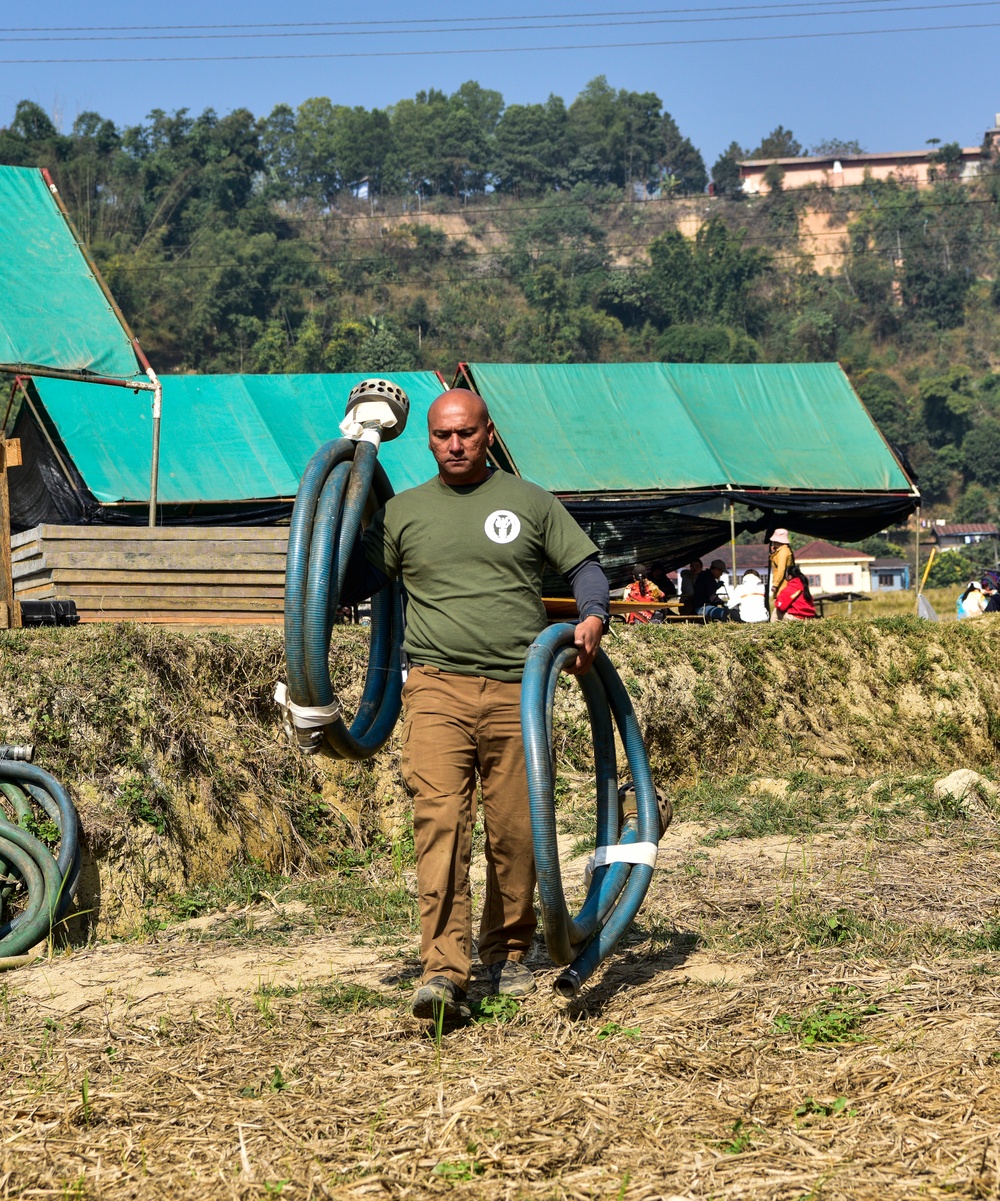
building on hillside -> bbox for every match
[739,118,1000,195]
[870,557,910,591]
[931,522,999,551]
[795,540,874,594]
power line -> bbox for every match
[0,0,965,34]
[100,225,989,273]
[3,1,996,42]
[81,189,1000,260]
[1,18,998,63]
[193,178,1000,229]
[238,192,1000,234]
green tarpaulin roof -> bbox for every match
[30,372,447,503]
[464,362,912,494]
[0,166,142,380]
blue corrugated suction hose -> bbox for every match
[283,437,405,759]
[521,624,661,998]
[0,753,80,966]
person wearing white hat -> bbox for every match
[767,529,795,622]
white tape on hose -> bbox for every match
[584,841,659,886]
[274,682,341,733]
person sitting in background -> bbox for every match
[647,562,678,600]
[775,565,818,620]
[679,558,703,617]
[622,563,665,624]
[957,580,986,620]
[983,571,1000,614]
[727,568,768,624]
[768,529,795,622]
[693,559,734,622]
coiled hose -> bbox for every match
[0,748,80,968]
[521,624,661,998]
[282,436,405,758]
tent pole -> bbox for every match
[147,369,162,528]
[0,434,19,628]
[729,502,737,582]
[914,505,920,616]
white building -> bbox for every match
[797,540,874,594]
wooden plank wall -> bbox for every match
[11,525,288,624]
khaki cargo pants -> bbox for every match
[400,665,536,990]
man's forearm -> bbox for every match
[567,556,610,625]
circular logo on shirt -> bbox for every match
[484,510,521,544]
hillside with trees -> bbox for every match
[2,80,1000,544]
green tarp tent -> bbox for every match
[0,167,143,382]
[5,371,447,527]
[8,360,917,579]
[461,362,917,579]
[462,362,912,494]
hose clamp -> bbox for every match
[274,682,342,752]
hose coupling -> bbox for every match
[273,683,341,753]
[0,745,34,762]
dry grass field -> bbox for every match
[3,621,1000,1199]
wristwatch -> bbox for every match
[582,611,611,635]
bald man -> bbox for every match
[349,389,610,1024]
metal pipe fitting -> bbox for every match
[0,745,33,762]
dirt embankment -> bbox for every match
[1,619,998,938]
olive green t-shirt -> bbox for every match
[362,471,597,682]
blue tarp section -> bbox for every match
[30,372,448,503]
[0,166,142,380]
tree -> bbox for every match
[962,419,1000,487]
[654,324,757,363]
[925,550,979,588]
[928,141,965,181]
[333,106,393,194]
[753,126,802,159]
[260,104,300,195]
[494,101,568,195]
[711,142,744,196]
[567,77,676,192]
[854,371,913,448]
[920,369,976,448]
[649,221,770,332]
[810,138,864,157]
[953,483,996,524]
[660,112,707,194]
[294,98,341,203]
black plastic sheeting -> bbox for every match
[7,404,292,531]
[564,489,917,589]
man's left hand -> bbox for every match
[565,615,604,676]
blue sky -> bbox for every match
[1,1,997,167]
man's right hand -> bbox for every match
[565,615,604,676]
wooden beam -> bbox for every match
[11,524,288,547]
[0,435,21,628]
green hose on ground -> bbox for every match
[0,749,80,965]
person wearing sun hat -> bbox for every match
[767,529,795,622]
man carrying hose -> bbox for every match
[346,389,610,1024]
